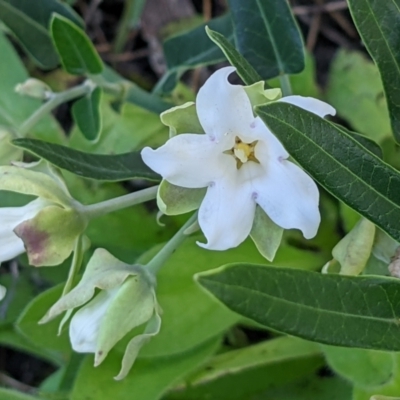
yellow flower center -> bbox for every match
[224,136,260,169]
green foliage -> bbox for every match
[0,0,82,69]
[50,14,103,75]
[228,0,304,78]
[3,1,400,399]
[71,87,102,141]
[256,102,400,242]
[205,27,262,85]
[12,139,160,181]
[156,14,233,93]
[197,264,400,351]
[327,50,391,143]
[0,31,63,142]
[348,0,400,142]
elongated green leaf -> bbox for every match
[228,0,304,79]
[197,264,400,351]
[71,339,220,400]
[12,139,160,181]
[72,87,102,141]
[335,123,383,158]
[50,14,103,75]
[0,388,41,400]
[348,0,400,142]
[155,14,233,94]
[205,27,262,85]
[256,102,400,242]
[0,0,82,69]
[167,337,323,400]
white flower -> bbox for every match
[0,199,47,264]
[142,67,336,250]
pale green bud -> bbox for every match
[15,78,52,100]
[0,162,87,266]
[324,218,376,276]
[0,285,6,301]
[41,249,161,380]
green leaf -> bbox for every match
[72,87,102,141]
[205,27,262,85]
[323,346,397,388]
[155,14,233,94]
[264,373,352,399]
[16,284,71,357]
[0,0,82,69]
[137,239,327,358]
[50,14,103,75]
[336,124,383,159]
[166,337,323,400]
[0,388,42,400]
[69,95,168,153]
[326,50,391,143]
[197,264,400,351]
[12,139,160,181]
[256,102,400,242]
[348,0,400,142]
[227,0,304,79]
[0,31,63,142]
[71,338,220,400]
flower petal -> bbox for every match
[141,134,234,188]
[69,288,119,353]
[197,173,256,250]
[279,95,336,118]
[196,67,255,141]
[248,117,289,162]
[254,159,320,239]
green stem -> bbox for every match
[19,82,93,137]
[147,212,198,275]
[80,185,158,219]
[279,74,292,97]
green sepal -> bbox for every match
[40,248,141,323]
[250,206,283,261]
[0,129,23,165]
[244,82,281,110]
[14,206,87,267]
[331,218,376,276]
[95,274,156,367]
[116,309,161,381]
[157,180,206,216]
[160,102,204,137]
[0,164,72,206]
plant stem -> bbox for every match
[147,212,198,275]
[19,82,93,137]
[80,185,158,219]
[279,74,292,97]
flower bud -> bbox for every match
[0,162,87,266]
[0,285,6,301]
[41,249,161,380]
[15,78,52,100]
[324,218,375,276]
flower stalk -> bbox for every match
[146,212,198,274]
[79,185,159,219]
[19,81,94,137]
